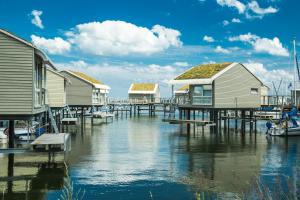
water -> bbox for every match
[1,115,300,199]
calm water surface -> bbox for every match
[1,115,300,199]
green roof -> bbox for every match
[178,85,189,91]
[70,71,103,85]
[175,62,232,80]
[131,83,156,91]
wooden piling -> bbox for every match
[8,120,14,148]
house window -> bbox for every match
[192,85,212,105]
[250,88,259,95]
[92,89,100,104]
[34,58,43,107]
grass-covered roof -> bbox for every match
[175,62,232,80]
[70,71,103,85]
[131,83,156,91]
[178,84,189,91]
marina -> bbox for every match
[1,0,300,199]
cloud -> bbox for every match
[229,33,289,57]
[223,18,242,26]
[247,1,278,15]
[232,18,242,23]
[214,45,231,54]
[244,63,293,88]
[31,35,71,55]
[174,62,189,67]
[56,60,186,97]
[203,35,215,42]
[216,0,246,14]
[216,0,278,18]
[66,20,182,56]
[30,10,44,29]
[223,20,230,26]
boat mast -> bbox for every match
[294,39,297,106]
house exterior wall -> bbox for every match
[175,93,189,104]
[0,31,34,116]
[61,71,93,106]
[128,94,154,103]
[214,63,261,108]
[46,69,66,108]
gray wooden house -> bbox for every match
[174,85,189,104]
[46,67,69,108]
[170,62,264,108]
[0,29,53,120]
[60,70,110,106]
[128,83,160,103]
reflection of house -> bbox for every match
[128,83,160,103]
[173,132,267,194]
[174,85,189,104]
[0,154,65,200]
[46,68,69,108]
[61,70,110,106]
[170,63,264,108]
[0,29,54,120]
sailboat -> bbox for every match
[267,40,300,136]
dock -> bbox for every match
[61,117,78,125]
[162,119,215,126]
[31,133,71,152]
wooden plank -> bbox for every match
[31,133,69,145]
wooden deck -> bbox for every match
[31,133,71,152]
[61,117,78,125]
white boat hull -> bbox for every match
[268,126,300,136]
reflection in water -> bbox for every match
[1,116,300,199]
[0,153,65,200]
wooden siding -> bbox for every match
[0,32,34,115]
[61,71,93,106]
[214,63,261,108]
[46,69,66,107]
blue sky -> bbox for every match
[0,0,299,97]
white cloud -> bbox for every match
[216,0,278,18]
[203,35,215,42]
[215,45,231,54]
[232,18,242,23]
[31,10,44,29]
[56,60,185,97]
[174,62,189,67]
[66,20,182,56]
[229,33,289,57]
[248,1,278,15]
[244,63,293,88]
[223,18,242,26]
[223,20,230,26]
[216,0,246,14]
[31,35,71,55]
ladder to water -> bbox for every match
[66,104,74,118]
[47,106,59,134]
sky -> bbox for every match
[0,0,299,98]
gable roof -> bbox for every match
[175,84,189,94]
[0,28,34,48]
[70,71,103,85]
[170,62,264,86]
[128,83,159,94]
[175,62,232,80]
[0,28,56,69]
[63,70,110,90]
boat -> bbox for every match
[266,120,300,136]
[266,40,300,136]
[0,121,46,141]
